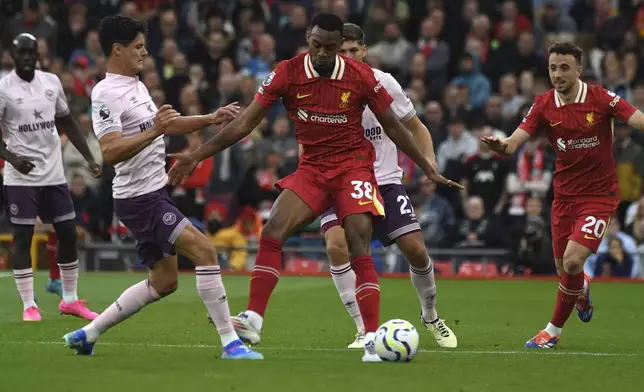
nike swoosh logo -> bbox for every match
[583,234,597,240]
[550,121,562,127]
[358,200,373,205]
[358,293,372,301]
[296,93,311,99]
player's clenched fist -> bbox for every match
[152,105,179,135]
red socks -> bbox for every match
[47,232,60,280]
[351,255,380,333]
[550,271,584,328]
[247,237,282,317]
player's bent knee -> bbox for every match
[53,220,78,263]
[326,241,349,266]
[400,242,429,269]
[152,276,178,297]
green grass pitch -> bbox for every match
[0,272,642,392]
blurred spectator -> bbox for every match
[208,206,262,271]
[241,33,275,87]
[422,101,448,148]
[415,17,449,96]
[415,177,455,247]
[261,114,298,175]
[624,196,644,243]
[534,0,576,48]
[451,52,490,110]
[3,0,58,55]
[57,3,88,62]
[189,30,233,82]
[467,14,491,64]
[170,130,213,222]
[499,73,528,121]
[62,113,103,190]
[493,0,532,40]
[614,122,644,224]
[586,219,642,279]
[510,196,554,275]
[579,0,628,51]
[460,127,509,215]
[368,21,414,78]
[68,29,102,68]
[455,196,497,248]
[436,115,478,174]
[274,4,308,61]
[507,137,554,216]
[236,13,267,67]
[59,71,90,118]
[515,31,546,78]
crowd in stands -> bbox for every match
[1,0,643,278]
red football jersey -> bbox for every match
[254,52,394,171]
[520,80,638,201]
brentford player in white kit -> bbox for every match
[0,33,101,322]
[317,24,457,349]
[62,15,262,360]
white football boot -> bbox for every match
[361,332,382,362]
[348,330,365,349]
[231,312,262,346]
[422,316,457,348]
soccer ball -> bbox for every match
[374,319,419,362]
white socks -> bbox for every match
[58,260,79,304]
[14,268,37,310]
[545,322,562,336]
[196,265,239,347]
[410,262,438,323]
[83,279,160,343]
[331,262,365,332]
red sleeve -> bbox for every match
[519,95,546,136]
[359,65,394,116]
[255,60,289,109]
[600,87,638,124]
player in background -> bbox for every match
[168,13,461,362]
[482,42,644,348]
[319,24,456,349]
[62,16,262,360]
[0,33,101,322]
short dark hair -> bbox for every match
[310,13,344,34]
[548,41,583,64]
[343,23,365,45]
[98,15,148,56]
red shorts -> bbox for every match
[275,164,385,223]
[551,198,618,258]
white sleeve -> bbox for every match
[91,88,124,139]
[53,76,70,117]
[0,89,6,122]
[380,73,415,123]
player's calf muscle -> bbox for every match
[325,227,350,266]
[149,258,179,296]
[53,220,78,263]
[396,232,429,269]
[12,225,34,269]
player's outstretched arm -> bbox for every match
[626,110,644,130]
[56,114,102,177]
[404,115,436,162]
[99,105,179,165]
[167,100,267,186]
[376,108,462,189]
[162,102,241,135]
[480,128,531,156]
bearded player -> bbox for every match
[0,33,101,321]
[482,42,644,348]
[168,13,461,362]
[317,24,456,349]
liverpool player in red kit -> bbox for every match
[169,13,460,361]
[483,42,644,348]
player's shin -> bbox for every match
[83,279,161,342]
[351,255,380,333]
[196,265,239,346]
[47,232,60,280]
[410,260,438,323]
[54,220,81,303]
[548,271,585,335]
[246,236,283,327]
